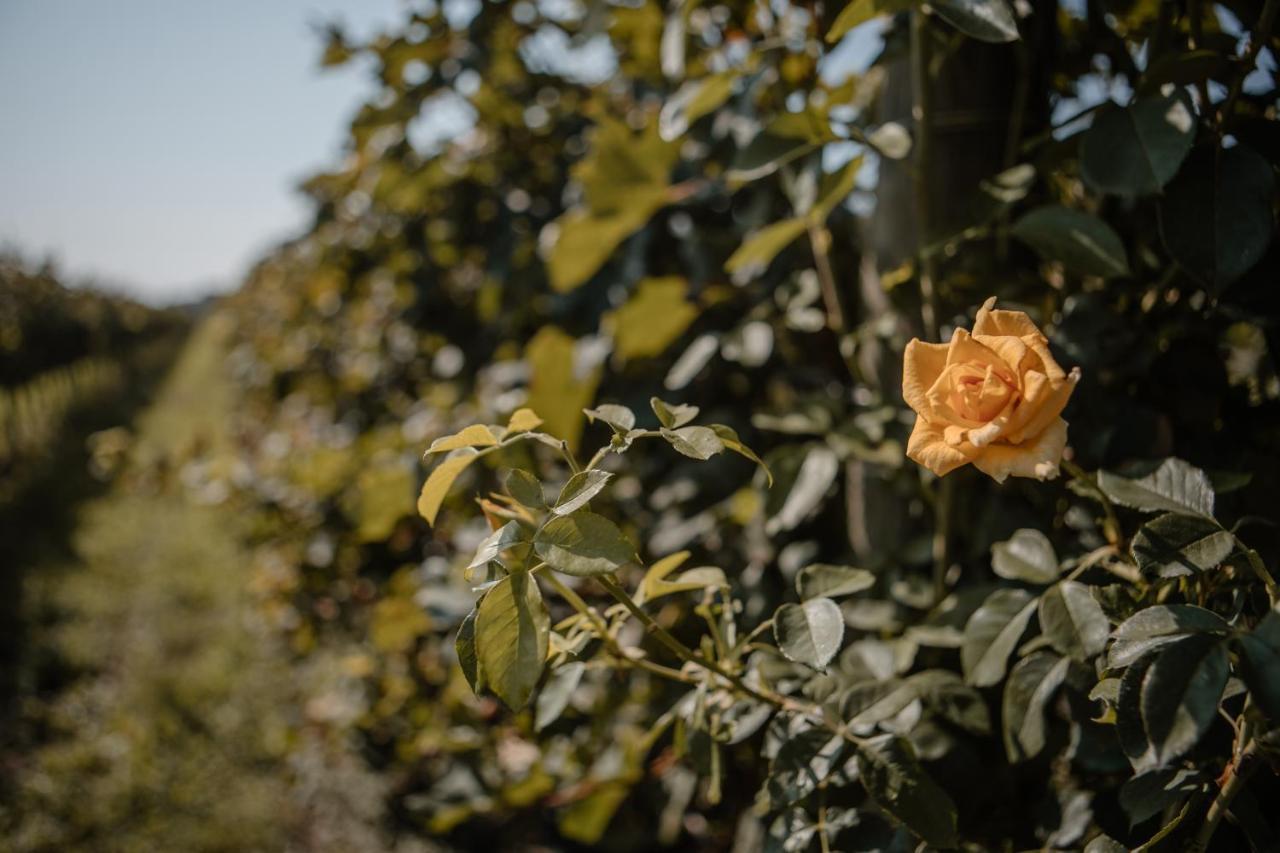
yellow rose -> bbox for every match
[903,297,1080,483]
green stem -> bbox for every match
[1240,544,1279,606]
[1191,733,1262,851]
[543,572,699,686]
[597,574,788,708]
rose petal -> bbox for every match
[971,418,1069,484]
[902,339,949,417]
[1003,367,1079,445]
[973,297,1046,341]
[907,417,976,477]
[974,333,1029,381]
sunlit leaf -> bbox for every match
[1137,634,1228,769]
[554,470,613,516]
[774,597,844,669]
[1097,458,1215,518]
[724,218,809,276]
[991,528,1060,584]
[604,277,700,361]
[650,397,699,429]
[827,0,915,42]
[418,450,481,526]
[1107,604,1230,669]
[526,326,601,453]
[536,661,585,731]
[1003,651,1071,761]
[506,408,544,434]
[475,570,550,710]
[535,511,636,576]
[931,0,1020,42]
[427,424,499,454]
[1131,513,1234,577]
[661,425,724,460]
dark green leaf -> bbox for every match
[1116,652,1156,765]
[554,469,613,516]
[1108,604,1230,669]
[456,608,483,694]
[1137,634,1228,769]
[774,598,845,669]
[856,734,959,848]
[839,679,918,728]
[961,588,1038,686]
[1097,458,1215,518]
[930,0,1019,42]
[1236,607,1280,720]
[534,511,636,577]
[1119,767,1205,825]
[907,670,990,735]
[1011,206,1130,278]
[991,528,1060,584]
[1080,95,1196,196]
[505,469,546,508]
[1039,581,1109,660]
[796,564,876,600]
[1138,49,1232,94]
[1158,144,1276,288]
[1131,512,1234,577]
[1003,652,1071,762]
[765,729,846,806]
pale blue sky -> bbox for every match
[0,0,404,302]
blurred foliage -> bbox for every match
[7,0,1279,849]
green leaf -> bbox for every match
[1119,767,1205,825]
[907,670,991,735]
[1080,94,1196,196]
[1137,634,1228,769]
[1108,604,1231,669]
[774,598,845,669]
[1236,607,1280,720]
[636,550,728,603]
[991,528,1060,584]
[604,277,700,362]
[475,571,550,710]
[856,734,959,849]
[839,679,918,728]
[456,608,483,694]
[536,661,585,731]
[661,425,725,460]
[1116,652,1157,765]
[930,0,1019,42]
[1138,49,1232,94]
[727,134,817,183]
[505,469,546,508]
[1158,144,1276,289]
[1131,512,1234,577]
[764,729,845,806]
[1003,652,1071,762]
[724,218,809,276]
[427,423,500,454]
[468,520,529,570]
[585,404,637,433]
[826,0,915,42]
[1097,458,1215,518]
[1084,835,1129,853]
[1011,206,1130,278]
[650,397,698,428]
[547,200,665,293]
[709,424,773,485]
[534,511,636,577]
[658,72,737,140]
[961,588,1038,686]
[796,564,876,600]
[418,450,481,526]
[1038,581,1109,660]
[526,325,602,454]
[810,155,862,222]
[554,470,613,516]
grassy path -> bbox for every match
[4,315,409,852]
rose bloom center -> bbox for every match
[949,363,1018,423]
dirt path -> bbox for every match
[4,315,413,852]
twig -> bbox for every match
[1190,734,1262,851]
